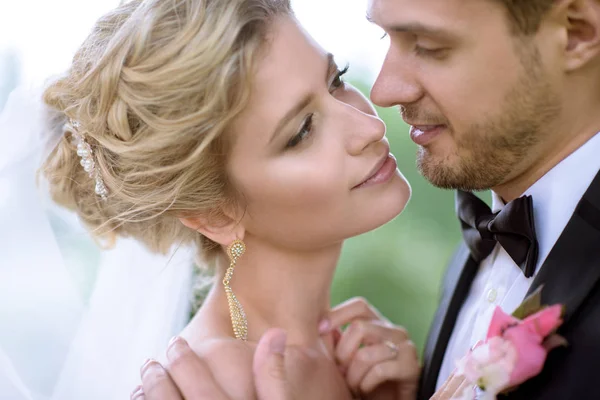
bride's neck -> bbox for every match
[211,237,342,346]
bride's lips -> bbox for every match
[352,153,398,190]
[409,124,446,146]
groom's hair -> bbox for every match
[495,0,556,35]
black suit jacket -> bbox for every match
[418,169,600,400]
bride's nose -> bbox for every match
[340,103,386,155]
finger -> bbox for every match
[359,359,405,394]
[165,336,230,400]
[432,373,469,400]
[430,372,454,400]
[429,372,458,400]
[356,341,420,394]
[335,320,408,368]
[444,374,466,397]
[431,374,456,400]
[140,360,182,400]
[132,394,146,400]
[345,343,400,392]
[449,378,473,400]
[320,297,383,333]
[253,328,292,400]
[130,385,145,400]
[332,328,342,347]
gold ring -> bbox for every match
[384,340,399,357]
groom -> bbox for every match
[138,0,600,398]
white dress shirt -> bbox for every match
[436,132,600,389]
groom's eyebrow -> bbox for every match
[367,15,455,39]
[390,23,455,38]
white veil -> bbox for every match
[0,86,196,400]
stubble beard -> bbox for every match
[417,47,561,191]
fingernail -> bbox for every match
[269,330,287,355]
[168,336,179,347]
[130,385,143,399]
[167,336,188,361]
[140,358,155,377]
[470,340,483,351]
[318,319,331,334]
[131,388,144,400]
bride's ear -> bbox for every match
[179,209,245,247]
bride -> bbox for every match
[7,0,424,398]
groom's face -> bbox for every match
[368,0,561,191]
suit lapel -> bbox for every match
[498,171,600,399]
[420,171,600,399]
[418,242,478,400]
[526,169,600,323]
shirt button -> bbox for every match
[487,288,498,303]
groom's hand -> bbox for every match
[135,337,228,400]
[429,373,470,400]
[133,329,294,400]
[252,329,295,400]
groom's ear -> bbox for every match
[553,0,600,71]
[179,207,245,247]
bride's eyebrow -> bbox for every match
[268,53,334,144]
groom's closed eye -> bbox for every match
[414,44,450,59]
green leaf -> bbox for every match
[512,285,544,320]
[543,334,569,351]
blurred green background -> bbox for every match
[330,79,463,355]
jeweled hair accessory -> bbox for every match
[69,119,109,201]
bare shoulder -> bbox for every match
[192,337,257,400]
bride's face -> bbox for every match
[227,16,411,250]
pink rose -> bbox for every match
[455,337,517,395]
[486,305,563,387]
[454,305,564,399]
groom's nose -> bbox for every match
[371,50,423,108]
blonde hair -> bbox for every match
[42,0,292,263]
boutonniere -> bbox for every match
[453,286,567,400]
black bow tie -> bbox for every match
[456,190,539,278]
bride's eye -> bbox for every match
[329,64,349,92]
[286,113,314,149]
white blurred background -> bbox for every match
[0,0,388,104]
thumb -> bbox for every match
[253,328,293,400]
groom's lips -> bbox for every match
[409,124,446,146]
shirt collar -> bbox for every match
[491,132,600,275]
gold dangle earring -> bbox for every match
[223,239,248,341]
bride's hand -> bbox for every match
[320,297,420,400]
